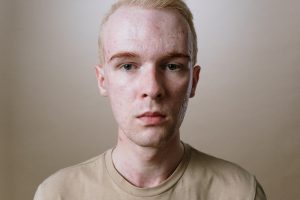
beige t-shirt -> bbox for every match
[34,143,266,200]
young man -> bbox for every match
[34,0,267,199]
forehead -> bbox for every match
[101,6,192,62]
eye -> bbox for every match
[120,63,134,71]
[166,63,181,71]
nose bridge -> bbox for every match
[140,63,164,99]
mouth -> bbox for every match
[137,112,167,125]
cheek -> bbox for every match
[166,75,192,120]
[108,85,128,108]
[106,76,137,117]
[107,89,130,125]
[169,78,191,122]
[167,74,191,98]
[106,70,142,99]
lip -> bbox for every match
[137,112,166,125]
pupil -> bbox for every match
[124,64,131,70]
[168,64,176,70]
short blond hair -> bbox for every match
[98,0,198,65]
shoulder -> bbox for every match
[184,144,260,199]
[34,152,107,199]
[189,145,253,179]
[42,154,104,186]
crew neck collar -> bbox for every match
[104,143,191,197]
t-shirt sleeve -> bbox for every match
[254,179,267,200]
[33,184,44,200]
[33,179,60,200]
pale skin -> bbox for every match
[96,6,200,188]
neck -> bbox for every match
[112,131,184,188]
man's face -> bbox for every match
[96,6,200,148]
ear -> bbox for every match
[190,65,201,98]
[95,65,108,96]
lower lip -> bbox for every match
[137,116,166,125]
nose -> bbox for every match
[140,65,165,100]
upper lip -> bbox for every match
[137,111,166,118]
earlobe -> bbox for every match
[190,65,201,98]
[95,65,108,96]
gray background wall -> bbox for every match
[0,0,10,199]
[0,0,299,199]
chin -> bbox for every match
[128,127,177,148]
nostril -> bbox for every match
[141,92,162,99]
[142,93,163,99]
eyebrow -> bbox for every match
[163,52,191,61]
[108,51,191,63]
[108,52,139,63]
